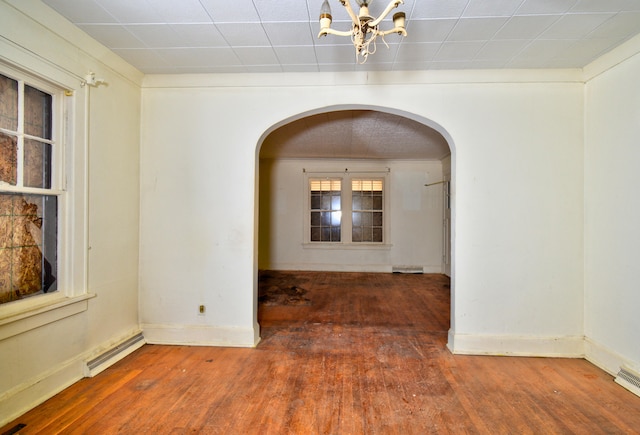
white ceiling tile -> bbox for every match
[463,0,523,17]
[94,0,164,23]
[396,43,441,62]
[233,47,280,65]
[434,41,487,61]
[43,0,117,24]
[274,46,319,64]
[38,0,640,73]
[124,25,184,48]
[199,0,260,23]
[404,19,457,43]
[263,22,316,46]
[447,17,510,41]
[77,24,146,49]
[475,40,528,60]
[539,13,615,39]
[154,47,241,67]
[411,0,469,19]
[111,48,170,69]
[146,0,213,23]
[170,24,228,47]
[315,45,360,64]
[588,12,640,39]
[281,64,320,72]
[570,0,639,13]
[254,0,311,22]
[507,39,576,65]
[494,15,562,40]
[215,23,271,46]
[516,0,577,15]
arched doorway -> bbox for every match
[254,105,456,345]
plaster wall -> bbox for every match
[0,0,142,425]
[584,36,640,375]
[258,158,445,273]
[140,72,585,355]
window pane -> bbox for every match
[0,132,17,185]
[310,178,341,243]
[351,178,383,243]
[24,85,52,139]
[0,74,18,131]
[372,227,383,243]
[0,193,57,304]
[24,139,52,188]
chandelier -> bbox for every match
[318,0,407,64]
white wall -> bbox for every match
[0,0,142,425]
[140,71,585,356]
[258,158,444,273]
[583,36,640,375]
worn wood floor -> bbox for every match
[3,271,640,434]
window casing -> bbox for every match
[306,172,389,246]
[0,69,62,305]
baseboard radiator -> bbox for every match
[84,332,145,377]
[615,366,640,398]
[392,265,424,274]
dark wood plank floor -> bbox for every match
[3,271,640,434]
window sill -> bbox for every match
[302,242,393,250]
[0,293,96,341]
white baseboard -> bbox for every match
[447,331,585,357]
[0,358,83,427]
[584,337,640,377]
[142,324,260,348]
[0,329,145,428]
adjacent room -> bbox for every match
[1,0,640,431]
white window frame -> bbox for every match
[304,170,391,249]
[0,59,91,339]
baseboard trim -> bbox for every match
[142,324,260,348]
[584,337,640,377]
[447,331,585,357]
[0,358,83,427]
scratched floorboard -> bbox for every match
[3,271,640,434]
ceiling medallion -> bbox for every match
[318,0,407,64]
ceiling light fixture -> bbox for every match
[318,0,407,64]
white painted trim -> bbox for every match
[447,332,585,358]
[584,337,640,377]
[265,263,443,274]
[0,294,95,341]
[142,68,584,89]
[583,33,640,82]
[0,328,144,427]
[142,324,260,348]
[0,356,83,428]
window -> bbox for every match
[310,179,342,242]
[307,173,387,245]
[0,71,59,304]
[351,179,383,243]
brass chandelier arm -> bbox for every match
[368,0,404,27]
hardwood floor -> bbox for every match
[3,271,640,434]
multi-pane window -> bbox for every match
[351,179,383,243]
[0,72,58,304]
[308,175,385,244]
[310,179,342,242]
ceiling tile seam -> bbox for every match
[390,0,415,68]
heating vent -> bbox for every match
[615,366,640,398]
[392,265,424,274]
[85,332,145,377]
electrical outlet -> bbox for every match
[199,305,205,315]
